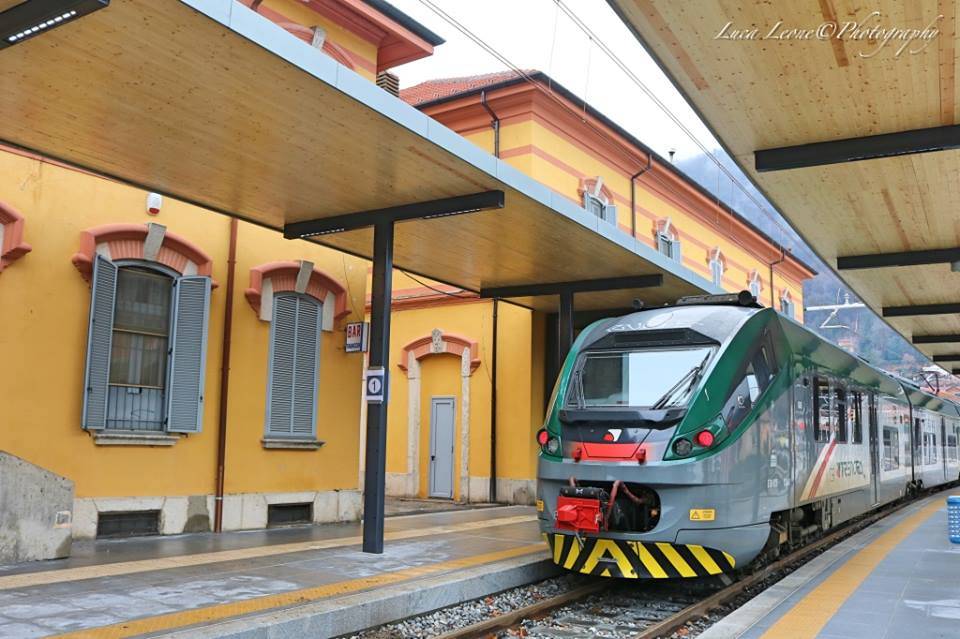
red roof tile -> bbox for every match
[400,69,538,106]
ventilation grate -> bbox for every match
[376,71,399,97]
[97,510,160,538]
[267,502,313,527]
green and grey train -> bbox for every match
[536,293,960,579]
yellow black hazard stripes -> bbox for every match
[547,533,736,579]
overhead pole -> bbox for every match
[285,190,504,554]
[362,220,394,553]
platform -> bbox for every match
[702,490,960,639]
[0,505,550,638]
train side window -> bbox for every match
[915,418,922,458]
[851,391,863,444]
[813,378,831,443]
[835,389,848,443]
[883,426,900,470]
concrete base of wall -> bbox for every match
[72,489,363,539]
[0,452,74,564]
[221,489,362,531]
[385,472,536,506]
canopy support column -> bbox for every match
[362,220,393,554]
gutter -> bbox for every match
[214,218,238,532]
[480,90,500,158]
[768,245,787,307]
[489,298,499,502]
[629,154,653,238]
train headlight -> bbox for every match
[672,437,693,457]
[536,429,549,446]
[545,437,561,455]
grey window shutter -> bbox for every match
[602,204,617,225]
[673,240,683,263]
[266,295,321,437]
[166,276,211,433]
[82,255,118,430]
[292,298,321,436]
[266,296,297,436]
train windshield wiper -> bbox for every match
[650,352,711,410]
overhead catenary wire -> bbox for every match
[552,0,792,252]
[414,0,795,262]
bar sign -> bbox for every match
[365,367,385,403]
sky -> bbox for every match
[389,0,718,162]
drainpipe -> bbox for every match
[768,245,786,308]
[214,218,238,532]
[489,299,499,503]
[629,154,653,238]
[480,90,500,158]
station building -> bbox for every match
[0,0,442,548]
[376,71,816,505]
[0,0,812,553]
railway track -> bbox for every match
[434,490,943,639]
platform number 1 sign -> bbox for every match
[365,367,385,404]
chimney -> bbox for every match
[377,71,400,97]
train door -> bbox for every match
[792,374,814,507]
[941,418,948,483]
[867,393,879,505]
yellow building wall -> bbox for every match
[0,150,367,500]
[521,120,807,311]
[260,0,379,80]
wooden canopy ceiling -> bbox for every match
[612,0,960,363]
[0,0,718,312]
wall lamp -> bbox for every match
[1,0,109,49]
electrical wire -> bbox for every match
[553,0,792,251]
[399,269,475,299]
[414,0,795,264]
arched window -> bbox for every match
[265,293,322,440]
[580,177,616,225]
[247,261,348,446]
[84,256,211,434]
[708,248,725,286]
[780,290,795,319]
[656,219,682,263]
[748,271,763,300]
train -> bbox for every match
[535,292,960,579]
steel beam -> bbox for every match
[755,125,960,172]
[912,334,960,344]
[558,290,574,366]
[479,274,663,299]
[837,247,960,270]
[362,220,393,554]
[283,191,505,238]
[932,354,960,362]
[883,303,960,317]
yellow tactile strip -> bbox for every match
[760,497,949,639]
[0,515,536,591]
[50,542,547,639]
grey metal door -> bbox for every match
[428,397,455,498]
[868,393,879,505]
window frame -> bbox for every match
[813,377,832,443]
[709,253,724,286]
[264,292,323,440]
[107,260,179,432]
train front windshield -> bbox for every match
[570,346,715,409]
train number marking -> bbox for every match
[689,509,716,521]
